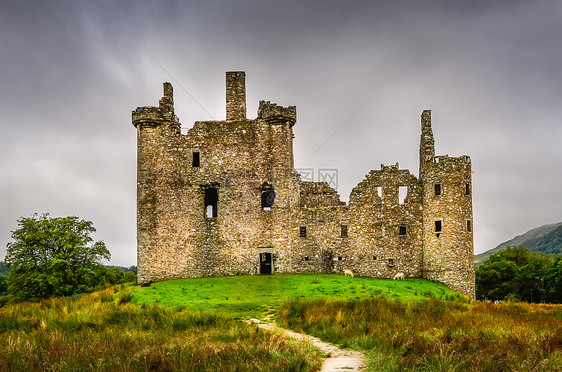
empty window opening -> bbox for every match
[465,183,470,196]
[192,152,200,167]
[304,256,309,262]
[376,186,383,199]
[373,255,377,260]
[338,256,343,261]
[261,183,275,211]
[435,220,442,233]
[205,188,218,218]
[398,186,407,204]
[399,224,407,236]
[300,226,307,238]
[467,220,472,232]
[388,259,394,267]
[435,183,441,196]
[341,225,348,238]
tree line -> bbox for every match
[0,214,136,306]
[476,246,562,303]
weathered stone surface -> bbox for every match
[132,72,475,299]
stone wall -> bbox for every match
[132,73,476,298]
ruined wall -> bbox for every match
[343,164,424,278]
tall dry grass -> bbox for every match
[280,297,562,371]
[0,287,322,371]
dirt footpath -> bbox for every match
[254,321,366,371]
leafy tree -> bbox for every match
[0,275,7,295]
[476,259,518,300]
[124,271,137,283]
[0,261,11,276]
[545,256,562,303]
[5,214,110,302]
[476,246,561,303]
[516,256,552,303]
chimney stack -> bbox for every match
[226,71,246,121]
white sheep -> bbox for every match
[344,269,354,278]
[393,272,405,280]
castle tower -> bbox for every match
[419,111,475,298]
[132,83,181,284]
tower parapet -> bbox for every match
[257,100,297,126]
[132,82,178,130]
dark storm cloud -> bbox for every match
[1,0,561,265]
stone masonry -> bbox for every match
[132,71,475,298]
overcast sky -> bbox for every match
[1,0,561,266]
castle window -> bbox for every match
[376,186,383,199]
[388,259,394,267]
[261,183,275,211]
[300,226,307,238]
[398,186,407,204]
[435,220,442,233]
[465,183,470,196]
[435,184,441,196]
[192,152,200,167]
[205,188,218,218]
[304,256,309,262]
[467,220,472,232]
[399,224,407,236]
[373,255,377,260]
[341,225,348,238]
[338,256,342,261]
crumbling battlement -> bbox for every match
[132,72,475,299]
[299,182,345,208]
[257,100,297,126]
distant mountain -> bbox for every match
[474,222,562,267]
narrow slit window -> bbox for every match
[373,255,377,260]
[300,226,307,238]
[398,186,408,204]
[435,184,441,196]
[205,188,218,218]
[304,256,309,262]
[435,220,442,233]
[341,225,348,238]
[467,220,472,232]
[399,224,407,236]
[192,152,200,167]
[465,183,470,196]
[376,186,383,199]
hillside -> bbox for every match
[131,274,462,319]
[475,222,562,266]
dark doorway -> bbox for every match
[260,253,272,275]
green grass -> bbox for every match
[131,274,462,319]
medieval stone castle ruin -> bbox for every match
[133,72,475,298]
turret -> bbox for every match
[132,82,179,284]
[419,111,475,298]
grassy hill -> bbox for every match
[131,274,461,319]
[475,222,562,267]
[2,275,561,371]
